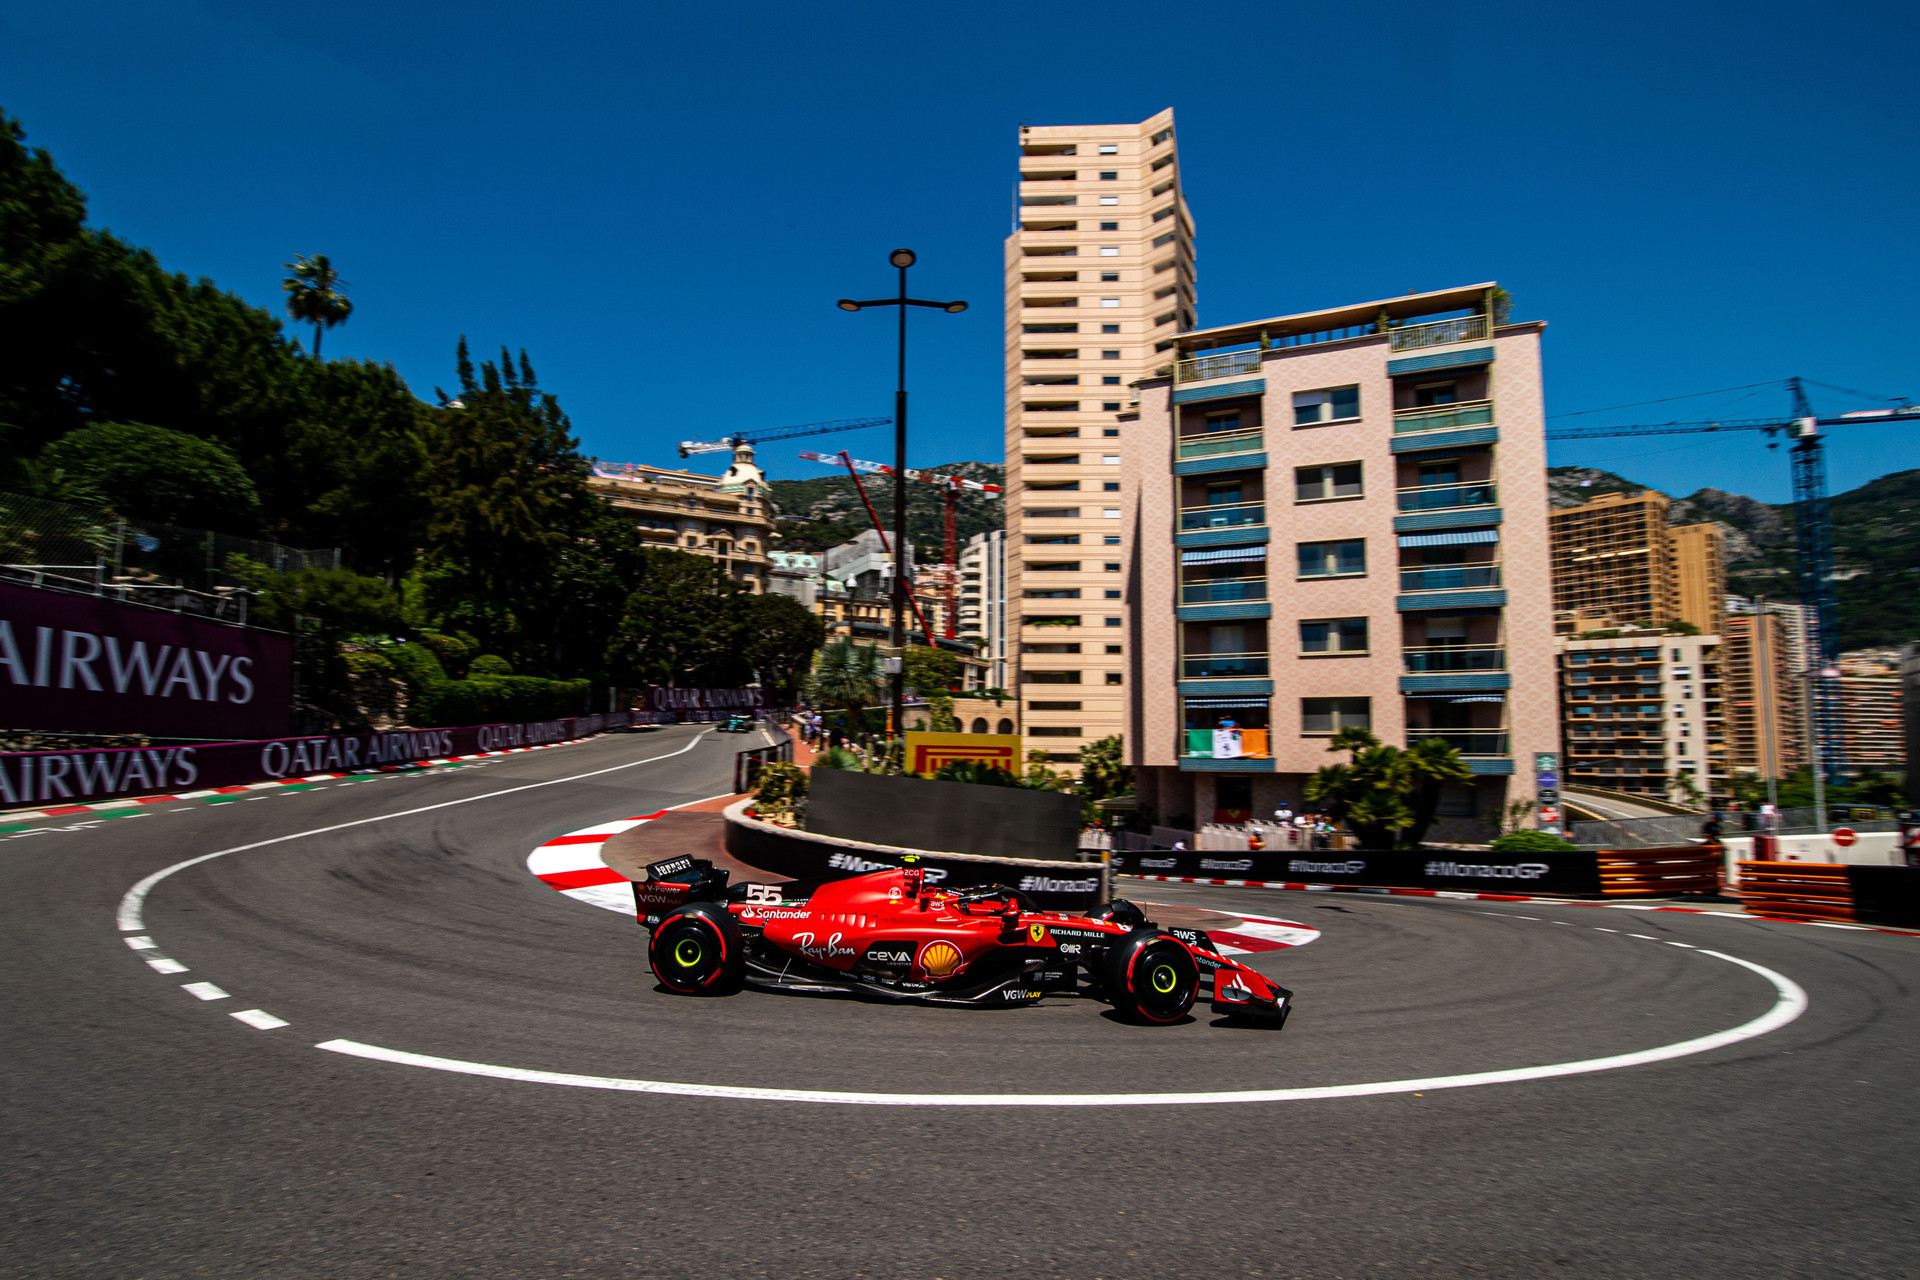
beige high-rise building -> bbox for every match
[1004,108,1194,766]
[1548,488,1726,635]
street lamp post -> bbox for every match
[838,249,967,742]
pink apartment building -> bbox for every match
[1121,284,1558,833]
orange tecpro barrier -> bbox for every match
[903,731,1022,779]
[1595,845,1722,897]
[1736,861,1857,922]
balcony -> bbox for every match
[1179,501,1263,531]
[1409,730,1509,756]
[1183,728,1271,759]
[1177,428,1263,461]
[1404,645,1506,673]
[1175,349,1262,382]
[1181,577,1267,604]
[1388,314,1490,351]
[1399,566,1501,591]
[1393,400,1494,434]
[1396,482,1497,513]
[1181,652,1270,679]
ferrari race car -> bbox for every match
[634,855,1291,1026]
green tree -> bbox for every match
[1304,728,1458,850]
[282,254,353,359]
[805,637,886,735]
[1400,736,1475,846]
[902,643,961,696]
[228,559,405,730]
[41,422,260,530]
[608,549,751,688]
[737,591,826,704]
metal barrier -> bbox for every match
[732,723,794,793]
[1596,846,1720,896]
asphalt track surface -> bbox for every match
[4,727,1917,1278]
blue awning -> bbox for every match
[1181,545,1267,564]
[1182,696,1271,708]
[1398,529,1500,548]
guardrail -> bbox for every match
[1596,846,1720,896]
[732,722,794,793]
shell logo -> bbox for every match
[918,939,964,978]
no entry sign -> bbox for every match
[1832,827,1858,848]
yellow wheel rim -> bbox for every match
[673,937,704,968]
[1150,964,1178,994]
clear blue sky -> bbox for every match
[4,0,1916,503]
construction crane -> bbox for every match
[798,451,1001,639]
[1546,377,1920,787]
[674,416,891,460]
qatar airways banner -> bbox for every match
[0,712,646,809]
[0,581,292,739]
[642,686,768,719]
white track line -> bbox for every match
[314,948,1806,1107]
[116,730,713,933]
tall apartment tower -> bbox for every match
[1548,489,1726,635]
[1004,108,1195,766]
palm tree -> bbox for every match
[804,637,885,738]
[282,254,354,358]
[1401,736,1475,847]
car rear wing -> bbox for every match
[633,856,731,930]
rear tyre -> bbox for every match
[649,904,744,995]
[1103,930,1198,1025]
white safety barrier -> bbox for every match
[1722,831,1902,887]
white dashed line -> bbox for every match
[182,982,229,1000]
[231,1009,288,1030]
[1511,915,1541,921]
[146,957,187,974]
[1629,934,1659,940]
[1666,941,1697,949]
[124,936,157,950]
[1594,927,1618,933]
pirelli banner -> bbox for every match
[0,712,642,809]
[1106,848,1606,897]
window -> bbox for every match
[1030,727,1082,737]
[1101,273,1119,282]
[1027,533,1079,544]
[1103,482,1120,491]
[1099,171,1117,180]
[1300,618,1369,654]
[1302,697,1371,734]
[1023,642,1080,653]
[1026,507,1080,519]
[1026,561,1079,571]
[1103,508,1122,518]
[1098,246,1120,257]
[1413,381,1457,407]
[1203,410,1241,433]
[1100,221,1119,230]
[1297,539,1366,578]
[1103,401,1122,410]
[1104,617,1122,627]
[1105,644,1122,653]
[1098,144,1118,154]
[1029,701,1082,711]
[1100,297,1121,307]
[1295,463,1363,502]
[1105,562,1121,571]
[1104,535,1120,545]
[1102,350,1121,359]
[1293,385,1361,425]
[1099,195,1120,205]
[1101,324,1120,333]
[1023,323,1078,333]
[1103,428,1120,437]
[1105,672,1123,684]
[1024,671,1082,684]
[1104,589,1122,598]
[1025,588,1080,599]
[1102,376,1121,385]
[1102,454,1121,464]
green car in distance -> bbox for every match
[717,713,756,734]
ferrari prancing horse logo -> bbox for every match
[1027,923,1048,944]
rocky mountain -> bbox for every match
[767,461,1004,557]
[1546,465,1920,648]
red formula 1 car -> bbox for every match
[634,855,1291,1026]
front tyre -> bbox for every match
[1103,930,1198,1025]
[649,904,744,995]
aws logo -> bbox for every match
[918,939,964,978]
